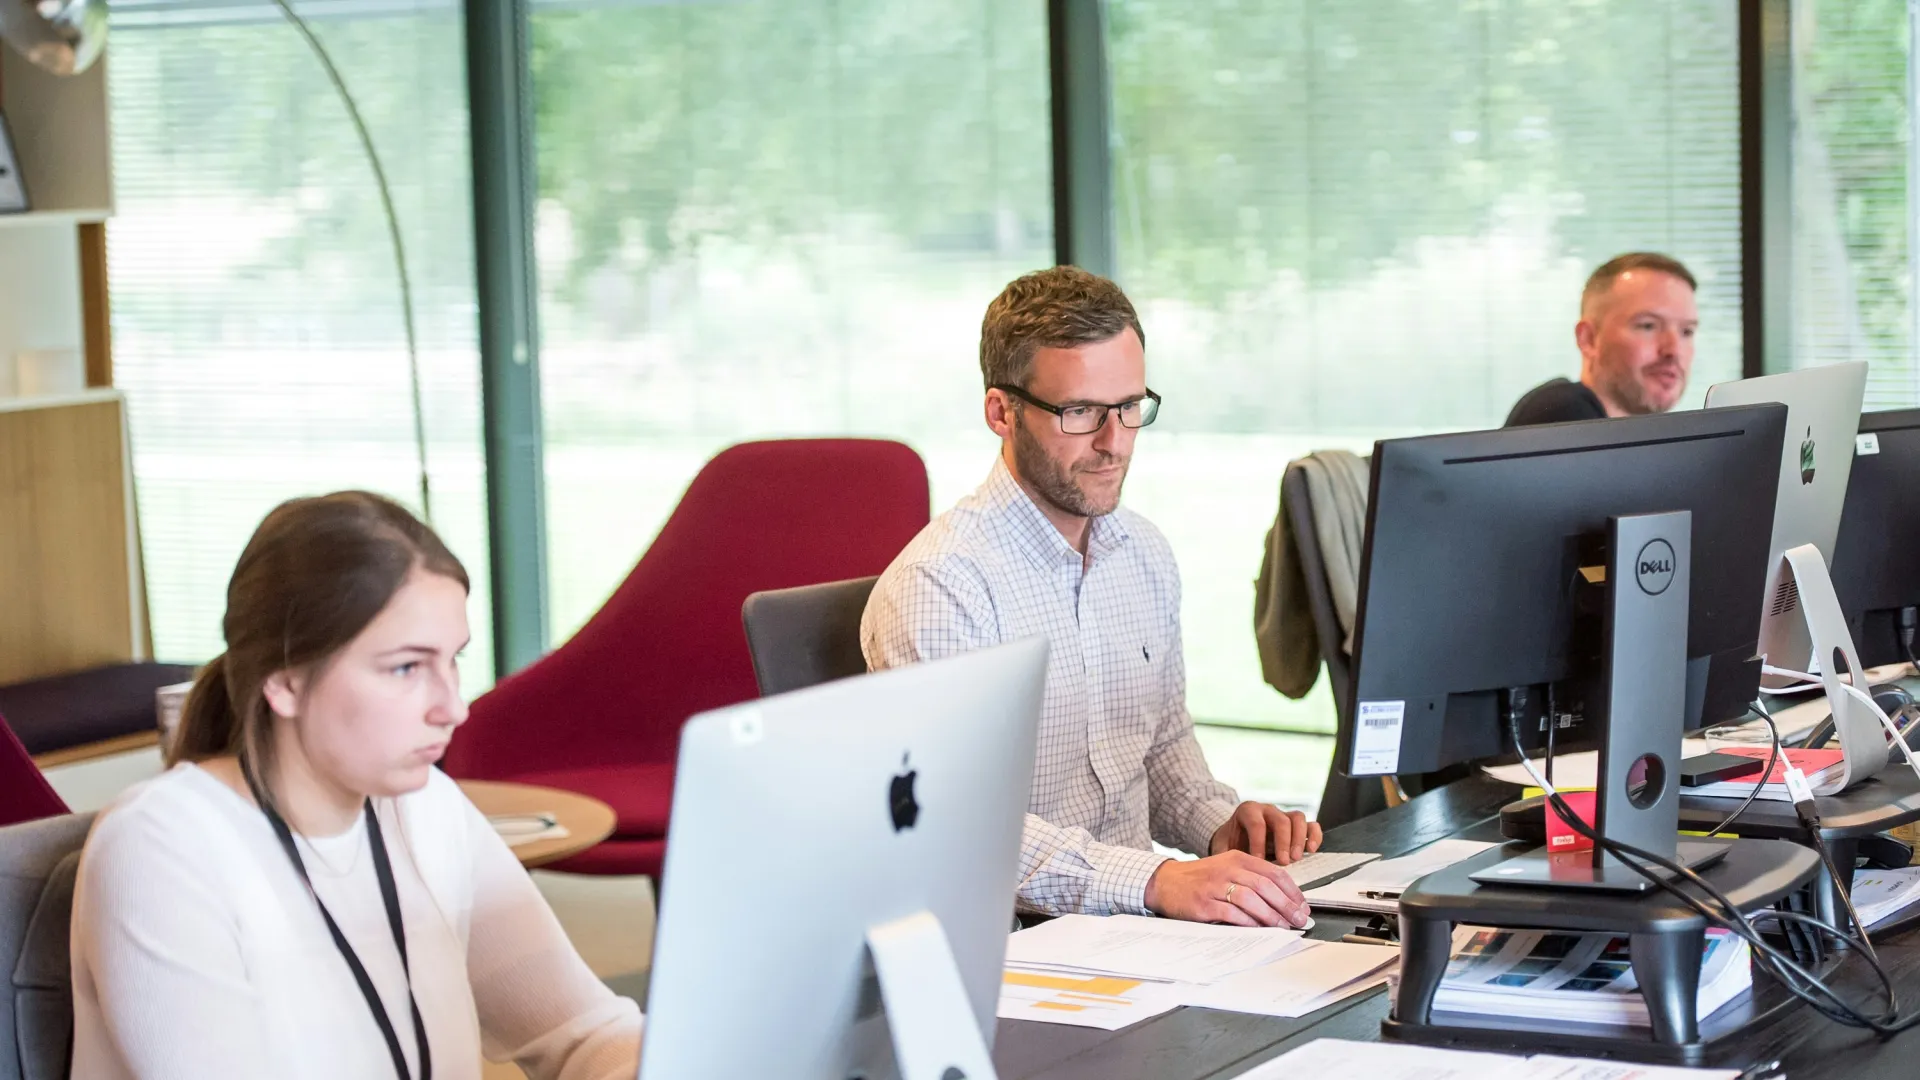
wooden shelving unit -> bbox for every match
[0,389,144,685]
[0,50,139,684]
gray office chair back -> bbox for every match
[1292,464,1466,828]
[1,812,93,1080]
[1284,467,1388,829]
[741,576,881,697]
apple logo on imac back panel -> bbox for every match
[889,752,920,832]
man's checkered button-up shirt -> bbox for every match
[862,456,1240,916]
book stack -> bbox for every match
[1685,746,1847,800]
[1434,926,1751,1028]
[1850,866,1920,930]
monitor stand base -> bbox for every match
[1469,838,1732,894]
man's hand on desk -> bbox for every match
[1209,801,1324,864]
[1143,851,1311,928]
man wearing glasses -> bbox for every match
[862,266,1319,927]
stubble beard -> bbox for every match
[1011,411,1129,520]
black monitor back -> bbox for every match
[1339,404,1787,778]
[1832,408,1920,668]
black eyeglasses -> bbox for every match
[993,384,1162,435]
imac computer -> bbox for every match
[1832,408,1920,670]
[1703,362,1868,684]
[1339,404,1786,890]
[638,637,1048,1080]
[1704,362,1881,787]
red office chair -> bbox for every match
[0,712,68,827]
[442,438,931,876]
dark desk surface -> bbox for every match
[992,775,1920,1080]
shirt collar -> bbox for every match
[981,455,1132,570]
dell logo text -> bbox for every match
[1634,539,1676,596]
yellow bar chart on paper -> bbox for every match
[996,968,1185,1031]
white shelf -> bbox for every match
[0,386,121,414]
[0,223,84,374]
[0,50,111,382]
[0,208,110,229]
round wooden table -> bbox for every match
[457,779,617,869]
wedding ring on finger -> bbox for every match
[1223,882,1238,904]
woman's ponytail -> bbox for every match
[166,653,239,767]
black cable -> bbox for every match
[1526,745,1888,1030]
[1528,746,1893,1031]
[269,0,433,525]
[1507,708,1918,1036]
[1544,682,1557,787]
[1551,778,1904,1032]
[1704,705,1780,838]
[1786,762,1881,966]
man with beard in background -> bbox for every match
[1506,252,1698,426]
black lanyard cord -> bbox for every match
[240,758,433,1080]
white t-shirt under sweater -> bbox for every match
[70,764,642,1079]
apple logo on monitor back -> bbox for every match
[889,752,920,832]
[1800,426,1815,485]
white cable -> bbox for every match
[1514,743,1559,797]
[1762,666,1828,684]
[1761,664,1920,788]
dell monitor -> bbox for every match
[1703,361,1868,688]
[1340,405,1786,889]
[1832,408,1920,670]
[1339,404,1787,783]
[638,637,1047,1080]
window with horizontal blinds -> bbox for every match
[530,0,1052,642]
[106,0,494,689]
[1107,0,1743,732]
[1791,0,1915,409]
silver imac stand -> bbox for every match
[1772,542,1887,788]
[867,911,998,1080]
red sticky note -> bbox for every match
[1545,789,1596,854]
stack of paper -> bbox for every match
[996,969,1188,1030]
[1850,866,1920,929]
[1184,940,1399,1018]
[1434,926,1751,1029]
[1229,1038,1740,1079]
[1003,914,1311,983]
[1277,849,1383,888]
[998,915,1397,1030]
[1302,838,1499,914]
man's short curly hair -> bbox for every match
[979,265,1145,390]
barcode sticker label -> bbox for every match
[1353,700,1405,775]
[1858,433,1881,456]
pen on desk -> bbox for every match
[1339,933,1398,947]
[1359,889,1402,901]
